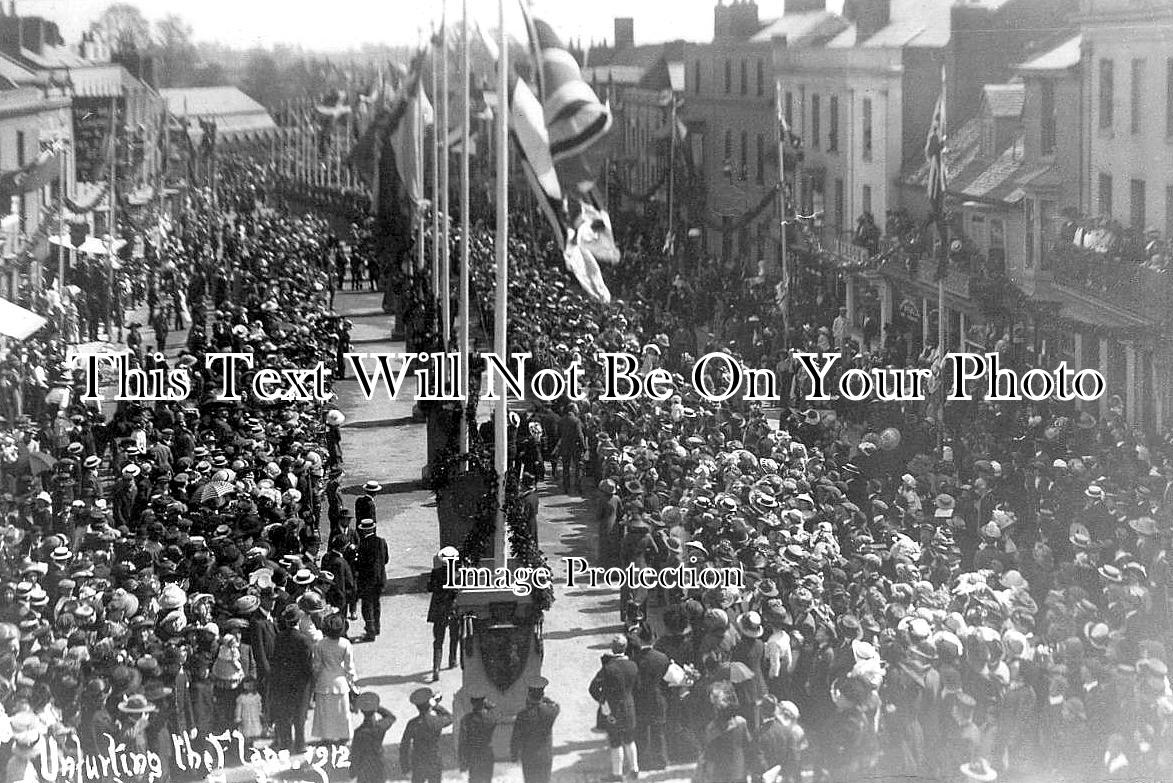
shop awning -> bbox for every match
[0,297,47,340]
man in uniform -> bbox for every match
[427,546,461,682]
[355,480,380,523]
[511,676,559,783]
[458,691,497,783]
[399,687,452,783]
[354,517,388,640]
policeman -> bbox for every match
[399,687,452,783]
[354,518,388,640]
[510,676,560,783]
[458,691,497,783]
[355,481,381,523]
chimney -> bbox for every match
[785,0,827,13]
[715,0,760,41]
[614,17,634,50]
[843,0,890,42]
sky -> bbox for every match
[22,0,842,52]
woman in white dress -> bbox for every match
[311,612,356,743]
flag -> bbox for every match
[389,71,433,204]
[510,73,567,246]
[564,241,611,304]
[522,6,612,162]
[925,91,946,213]
[924,88,949,278]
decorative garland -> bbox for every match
[425,393,555,612]
[65,182,111,215]
[702,184,780,233]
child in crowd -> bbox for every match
[235,677,264,746]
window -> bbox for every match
[1167,58,1173,137]
[756,60,764,97]
[1166,185,1173,238]
[785,91,793,128]
[1099,173,1113,217]
[740,60,747,95]
[694,60,702,94]
[755,133,764,184]
[15,130,24,167]
[1025,200,1035,268]
[835,178,844,229]
[862,184,872,216]
[862,98,873,160]
[1132,59,1145,134]
[811,94,820,149]
[829,96,839,152]
[1040,200,1055,267]
[739,130,747,177]
[724,59,731,93]
[1131,178,1146,229]
[724,129,733,161]
[989,218,1006,267]
[1041,80,1056,155]
[1100,58,1114,129]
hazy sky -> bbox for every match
[23,0,842,52]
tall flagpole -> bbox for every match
[458,0,471,457]
[493,0,509,567]
[937,65,947,355]
[439,0,452,347]
[417,33,427,280]
[431,30,441,311]
[775,77,790,350]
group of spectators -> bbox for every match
[442,194,1173,783]
[0,157,404,781]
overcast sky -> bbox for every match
[24,0,843,52]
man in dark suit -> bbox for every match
[399,687,452,783]
[590,637,640,781]
[268,605,313,753]
[511,677,559,783]
[354,518,388,640]
[239,595,275,715]
[633,627,670,771]
[458,693,496,783]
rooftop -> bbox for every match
[1017,34,1082,72]
[750,11,850,44]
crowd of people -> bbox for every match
[0,158,415,782]
[445,189,1173,783]
[2,143,1172,783]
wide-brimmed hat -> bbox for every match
[1130,517,1160,537]
[118,694,157,714]
[362,481,382,493]
[1084,485,1105,500]
[736,611,764,638]
[292,568,316,585]
[960,758,998,782]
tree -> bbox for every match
[90,3,151,54]
[241,49,282,107]
[154,14,197,88]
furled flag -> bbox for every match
[925,90,947,215]
[389,68,433,205]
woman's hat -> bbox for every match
[736,611,764,639]
[362,481,382,494]
[118,693,157,714]
[292,568,316,585]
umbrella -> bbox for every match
[193,480,235,504]
[28,452,56,476]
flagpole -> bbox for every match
[667,91,676,257]
[440,0,452,348]
[775,77,790,351]
[458,0,471,457]
[416,36,427,282]
[937,65,947,356]
[493,0,509,568]
[431,29,441,314]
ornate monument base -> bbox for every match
[452,582,544,760]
